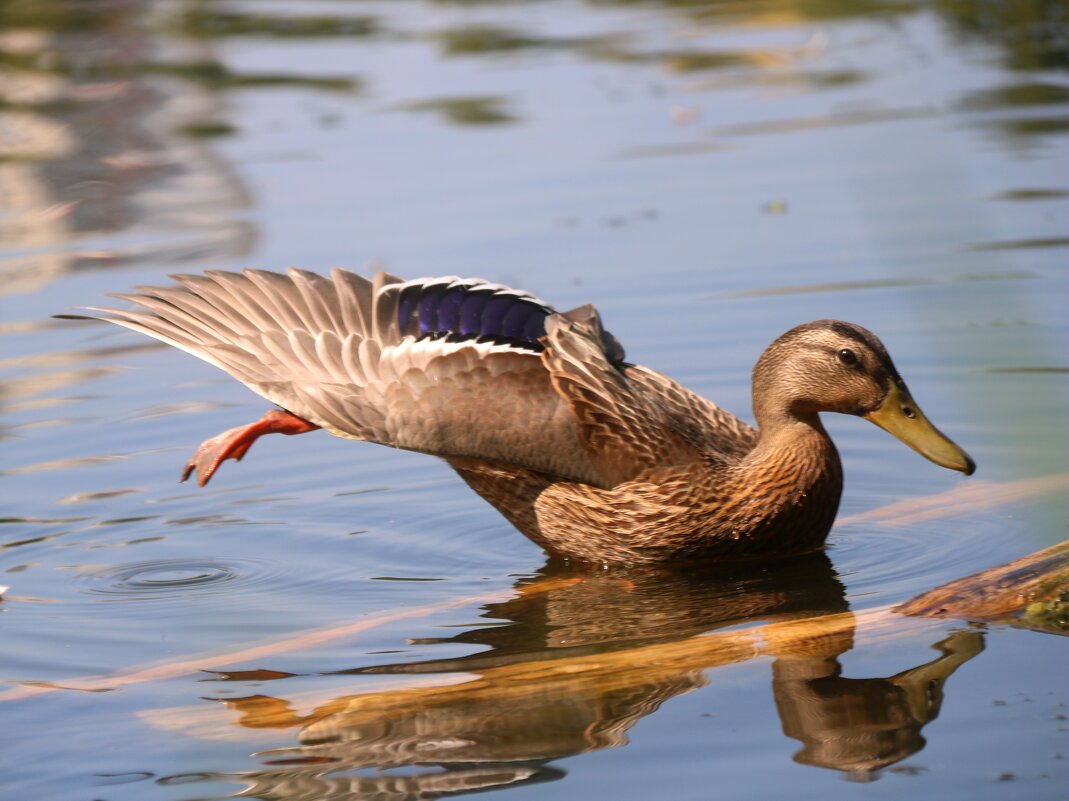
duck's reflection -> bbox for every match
[773,629,982,774]
[204,555,981,799]
[351,550,852,673]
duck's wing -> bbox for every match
[622,365,757,460]
[540,308,706,486]
[66,268,610,485]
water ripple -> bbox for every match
[831,516,1016,607]
[80,557,283,601]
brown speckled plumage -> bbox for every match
[65,268,974,565]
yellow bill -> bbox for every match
[865,383,975,475]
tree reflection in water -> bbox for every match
[177,554,982,799]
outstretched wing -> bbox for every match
[66,268,737,489]
[67,269,608,484]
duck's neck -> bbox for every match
[749,362,842,485]
[732,411,844,554]
[751,412,840,477]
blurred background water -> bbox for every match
[0,1,1066,799]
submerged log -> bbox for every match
[137,539,1068,755]
[896,538,1069,633]
[1,476,1066,705]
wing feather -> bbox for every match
[314,331,349,385]
[67,269,727,487]
[287,269,343,332]
[542,311,702,485]
[332,268,375,339]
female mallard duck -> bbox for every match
[70,269,974,564]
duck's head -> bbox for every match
[753,320,975,475]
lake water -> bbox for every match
[1,1,1067,799]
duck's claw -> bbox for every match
[181,409,320,487]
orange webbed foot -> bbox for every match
[181,409,320,487]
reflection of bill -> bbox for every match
[773,630,983,774]
[191,556,983,798]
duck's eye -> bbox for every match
[837,348,859,367]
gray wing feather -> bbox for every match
[70,268,747,488]
[72,268,614,484]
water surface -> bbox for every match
[1,1,1067,799]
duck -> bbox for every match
[65,268,974,564]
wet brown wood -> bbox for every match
[896,538,1069,631]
